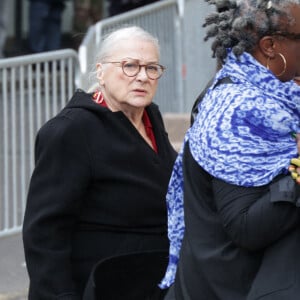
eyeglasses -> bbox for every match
[102,59,165,80]
[272,31,300,40]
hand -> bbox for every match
[289,133,300,184]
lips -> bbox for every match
[133,89,147,94]
[294,76,300,85]
[134,88,146,91]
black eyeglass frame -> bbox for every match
[271,31,300,40]
[102,60,166,80]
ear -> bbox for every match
[258,36,276,59]
[96,63,105,85]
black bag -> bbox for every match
[83,250,169,300]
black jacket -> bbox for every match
[23,90,177,299]
[170,142,300,300]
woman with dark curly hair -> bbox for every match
[160,1,300,299]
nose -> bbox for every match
[136,66,148,80]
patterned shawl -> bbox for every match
[159,49,300,288]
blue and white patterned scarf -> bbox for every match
[159,49,300,288]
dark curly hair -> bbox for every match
[203,0,300,63]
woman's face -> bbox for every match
[97,38,160,113]
[277,4,300,81]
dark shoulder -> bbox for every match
[36,90,100,140]
[146,102,164,123]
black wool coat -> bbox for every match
[169,142,300,300]
[22,90,177,299]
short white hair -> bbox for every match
[96,25,160,62]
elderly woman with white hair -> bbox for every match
[22,26,177,300]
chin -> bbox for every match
[131,98,152,107]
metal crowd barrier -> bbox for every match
[0,49,79,237]
[78,0,216,113]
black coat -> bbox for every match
[22,90,177,299]
[247,227,300,300]
[170,142,300,300]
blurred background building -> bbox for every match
[4,0,107,56]
[4,0,170,57]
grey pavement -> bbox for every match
[0,114,190,300]
[0,233,28,300]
